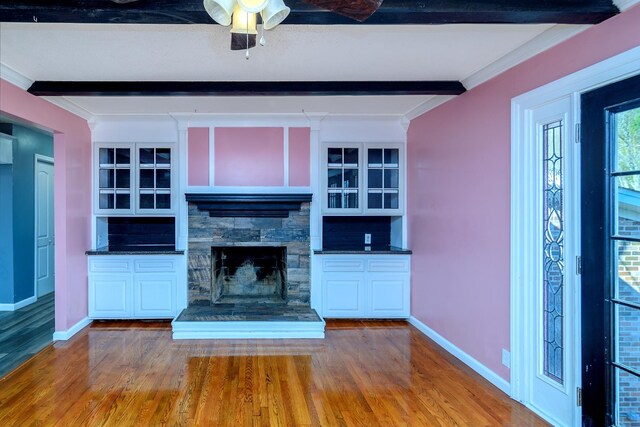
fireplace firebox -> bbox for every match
[212,247,286,304]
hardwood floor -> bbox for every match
[0,319,547,426]
[0,292,54,378]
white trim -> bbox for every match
[171,319,325,339]
[41,97,94,121]
[408,316,511,395]
[0,63,33,90]
[463,25,588,91]
[34,154,54,300]
[185,185,312,194]
[614,0,640,11]
[404,96,455,121]
[209,126,215,187]
[52,317,92,341]
[0,296,37,311]
[284,127,290,187]
[404,25,589,121]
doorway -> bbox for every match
[35,155,54,297]
[581,73,640,427]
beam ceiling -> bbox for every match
[0,0,619,25]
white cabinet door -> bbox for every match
[322,274,366,317]
[368,274,409,318]
[133,274,176,318]
[89,274,133,318]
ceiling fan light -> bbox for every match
[230,6,258,35]
[261,0,290,30]
[203,0,237,26]
[237,0,269,13]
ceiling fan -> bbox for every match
[202,0,384,52]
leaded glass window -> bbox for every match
[542,120,564,385]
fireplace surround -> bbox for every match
[186,194,312,307]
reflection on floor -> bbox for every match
[0,292,54,378]
[0,319,548,426]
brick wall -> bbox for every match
[616,217,640,425]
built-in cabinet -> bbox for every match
[320,254,410,318]
[94,142,176,215]
[88,255,181,319]
[322,143,404,215]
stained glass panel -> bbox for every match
[542,120,564,385]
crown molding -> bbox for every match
[404,95,456,121]
[41,96,94,121]
[404,24,590,122]
[463,24,589,90]
[0,63,33,90]
[613,0,640,11]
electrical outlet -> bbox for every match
[502,349,511,368]
[364,233,372,244]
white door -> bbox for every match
[513,96,579,426]
[35,156,54,297]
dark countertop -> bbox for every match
[314,246,412,255]
[86,246,185,255]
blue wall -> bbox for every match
[0,124,54,304]
[0,164,14,303]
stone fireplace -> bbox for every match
[186,194,312,307]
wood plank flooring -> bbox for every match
[0,319,547,426]
[0,292,54,378]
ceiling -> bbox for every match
[0,0,635,119]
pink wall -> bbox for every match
[214,127,285,186]
[288,127,311,187]
[407,5,640,381]
[0,80,91,332]
[187,127,210,186]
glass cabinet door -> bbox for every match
[327,147,359,209]
[367,148,399,210]
[98,147,131,210]
[138,147,171,210]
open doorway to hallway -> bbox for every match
[0,121,55,378]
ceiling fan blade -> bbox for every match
[303,0,383,22]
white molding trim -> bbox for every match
[404,25,589,122]
[185,185,312,194]
[614,0,640,11]
[0,63,33,90]
[408,316,511,396]
[171,319,326,339]
[0,295,37,311]
[41,96,94,121]
[463,25,588,90]
[404,95,455,121]
[53,317,92,341]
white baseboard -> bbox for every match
[408,316,511,396]
[0,295,37,311]
[53,317,92,341]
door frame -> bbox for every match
[511,46,640,426]
[34,154,54,300]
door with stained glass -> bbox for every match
[526,97,577,427]
[582,73,640,427]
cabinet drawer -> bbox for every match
[368,258,409,272]
[89,259,132,273]
[134,259,177,273]
[322,258,366,272]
